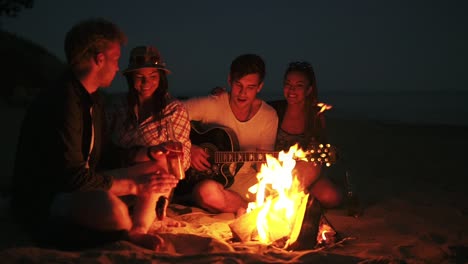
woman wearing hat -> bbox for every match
[106,46,191,229]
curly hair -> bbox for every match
[64,18,127,72]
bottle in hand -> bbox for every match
[165,119,185,180]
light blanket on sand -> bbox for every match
[0,200,364,263]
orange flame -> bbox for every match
[317,223,336,245]
[246,144,309,248]
[316,102,333,114]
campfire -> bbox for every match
[229,144,335,249]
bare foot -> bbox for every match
[128,232,165,251]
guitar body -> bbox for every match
[187,123,243,188]
[182,121,337,192]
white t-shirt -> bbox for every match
[184,93,278,200]
[184,92,278,151]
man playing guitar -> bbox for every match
[183,54,278,215]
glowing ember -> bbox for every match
[317,222,336,245]
[246,144,309,248]
[316,102,333,114]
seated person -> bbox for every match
[10,18,178,251]
[106,45,191,224]
[183,54,278,215]
[269,61,342,208]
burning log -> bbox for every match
[229,196,295,243]
[229,194,311,248]
[287,194,322,250]
[229,196,294,243]
[229,206,260,242]
[229,144,332,250]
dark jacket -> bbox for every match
[11,70,113,224]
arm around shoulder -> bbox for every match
[183,94,224,121]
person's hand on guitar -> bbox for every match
[190,145,211,171]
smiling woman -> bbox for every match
[132,69,161,102]
[269,61,342,209]
[106,45,191,225]
[107,45,191,170]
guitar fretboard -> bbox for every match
[214,151,278,163]
[213,145,334,165]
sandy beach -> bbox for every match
[0,106,467,263]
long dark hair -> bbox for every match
[125,69,169,125]
[284,61,326,143]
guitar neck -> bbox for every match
[213,144,336,166]
[214,151,278,163]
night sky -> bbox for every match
[2,0,467,100]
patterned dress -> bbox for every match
[107,94,191,170]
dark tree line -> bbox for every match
[0,0,33,17]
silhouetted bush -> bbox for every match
[0,30,66,107]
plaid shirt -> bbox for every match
[107,94,191,170]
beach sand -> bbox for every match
[0,107,467,263]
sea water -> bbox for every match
[264,91,468,127]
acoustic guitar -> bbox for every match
[187,123,336,188]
